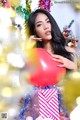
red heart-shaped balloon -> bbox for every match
[29,48,66,87]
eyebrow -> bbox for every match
[35,17,49,25]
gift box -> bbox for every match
[38,88,60,120]
[26,88,60,120]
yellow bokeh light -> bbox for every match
[76,96,80,105]
[1,87,12,97]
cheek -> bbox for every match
[37,32,45,39]
[36,29,44,38]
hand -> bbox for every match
[29,35,42,42]
[52,54,77,70]
[26,35,42,49]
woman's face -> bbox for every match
[34,13,52,41]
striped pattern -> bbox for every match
[38,88,60,120]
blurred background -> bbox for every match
[0,0,80,120]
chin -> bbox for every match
[43,36,52,41]
[46,37,52,41]
[47,35,52,39]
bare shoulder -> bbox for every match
[65,46,76,54]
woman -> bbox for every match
[28,7,77,117]
[28,9,77,71]
[18,9,77,120]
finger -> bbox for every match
[52,54,61,59]
[52,58,63,63]
[57,64,65,67]
[34,38,42,41]
[29,35,42,41]
[32,35,42,41]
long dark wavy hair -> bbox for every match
[28,9,73,61]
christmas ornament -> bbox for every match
[38,0,52,12]
[63,20,78,48]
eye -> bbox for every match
[36,24,42,27]
[47,20,50,23]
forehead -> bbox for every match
[35,13,48,22]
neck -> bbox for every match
[43,41,53,55]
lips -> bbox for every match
[45,31,51,35]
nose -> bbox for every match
[43,23,49,30]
